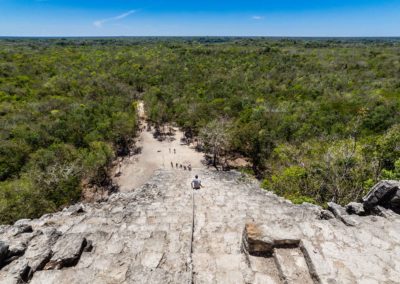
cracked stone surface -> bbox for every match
[0,169,399,283]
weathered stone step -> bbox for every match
[248,255,281,284]
[274,247,314,284]
[1,169,400,283]
[192,253,247,283]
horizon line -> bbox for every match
[1,35,400,39]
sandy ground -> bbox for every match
[114,102,205,192]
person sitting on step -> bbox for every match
[191,175,203,190]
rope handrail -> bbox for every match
[187,186,195,284]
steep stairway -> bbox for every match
[1,170,194,283]
[190,170,315,284]
[1,169,400,283]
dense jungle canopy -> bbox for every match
[0,37,399,223]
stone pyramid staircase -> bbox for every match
[1,169,400,283]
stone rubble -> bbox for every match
[363,180,400,214]
[0,169,399,283]
[327,202,359,227]
[346,202,365,216]
[43,234,88,270]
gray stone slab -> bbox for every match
[0,169,399,283]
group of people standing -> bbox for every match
[167,146,202,190]
[170,161,192,171]
[168,148,192,171]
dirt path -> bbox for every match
[114,102,205,192]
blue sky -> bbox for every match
[1,0,400,36]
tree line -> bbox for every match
[0,38,399,223]
[142,38,400,206]
[0,40,139,223]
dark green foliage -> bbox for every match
[0,38,399,222]
[138,38,400,205]
[0,39,138,223]
[0,140,30,181]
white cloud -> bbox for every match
[252,16,263,20]
[93,21,103,28]
[93,10,136,28]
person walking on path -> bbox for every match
[191,175,203,190]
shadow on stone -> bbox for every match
[242,223,318,284]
